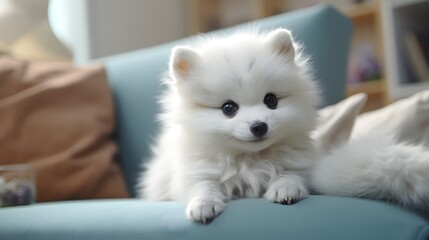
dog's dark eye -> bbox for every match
[222,101,239,117]
[264,93,278,109]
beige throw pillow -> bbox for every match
[352,90,429,147]
[313,93,368,153]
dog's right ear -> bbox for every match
[170,46,200,83]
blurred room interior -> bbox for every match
[0,0,428,111]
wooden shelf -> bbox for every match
[340,2,377,20]
[341,0,388,111]
[347,80,388,112]
[346,80,385,96]
[381,0,429,101]
[187,0,285,34]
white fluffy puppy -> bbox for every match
[138,28,429,222]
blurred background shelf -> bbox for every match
[346,80,385,96]
[187,0,285,34]
[341,0,389,110]
[381,0,429,101]
[341,1,378,19]
[10,0,428,111]
[347,80,386,112]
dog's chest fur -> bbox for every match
[215,145,310,199]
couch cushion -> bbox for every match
[1,196,428,240]
[0,57,128,201]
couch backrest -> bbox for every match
[104,4,351,196]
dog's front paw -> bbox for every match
[186,198,226,223]
[264,177,309,204]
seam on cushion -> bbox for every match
[416,225,429,240]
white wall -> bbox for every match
[87,0,188,59]
[49,0,189,64]
[49,0,355,64]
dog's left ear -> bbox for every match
[265,28,295,61]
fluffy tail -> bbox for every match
[311,134,429,210]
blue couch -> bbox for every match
[1,5,429,240]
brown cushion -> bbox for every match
[0,57,129,201]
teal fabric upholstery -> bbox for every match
[1,196,429,240]
[106,4,351,194]
[1,4,428,240]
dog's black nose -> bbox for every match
[250,122,268,137]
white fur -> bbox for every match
[311,133,429,209]
[137,28,429,222]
